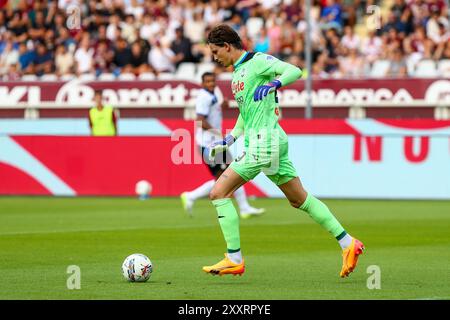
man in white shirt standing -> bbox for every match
[181,72,265,219]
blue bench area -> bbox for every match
[0,119,171,136]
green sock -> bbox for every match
[212,198,240,253]
[299,193,346,239]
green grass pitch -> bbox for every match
[0,197,449,300]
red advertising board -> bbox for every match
[1,79,449,108]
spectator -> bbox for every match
[338,48,365,78]
[204,0,226,26]
[93,41,114,75]
[74,35,94,75]
[0,41,19,74]
[283,0,302,22]
[94,25,113,50]
[391,0,407,20]
[266,13,282,54]
[121,14,138,44]
[126,0,145,20]
[55,44,74,76]
[171,26,197,68]
[18,42,36,74]
[408,0,430,26]
[395,8,414,36]
[89,90,118,136]
[5,63,21,81]
[279,19,298,59]
[28,10,47,41]
[361,30,383,65]
[320,0,344,31]
[432,22,450,59]
[56,28,77,51]
[51,13,67,39]
[238,25,254,52]
[7,10,28,43]
[140,14,159,40]
[245,7,264,40]
[386,49,408,77]
[403,26,433,62]
[426,0,447,17]
[106,14,121,42]
[297,5,322,46]
[229,14,243,33]
[149,39,176,74]
[33,41,53,77]
[129,41,151,75]
[253,28,270,53]
[185,11,206,44]
[112,37,132,74]
[341,25,360,50]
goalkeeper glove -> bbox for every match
[253,79,282,102]
[205,134,235,163]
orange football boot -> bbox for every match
[203,254,245,276]
[340,238,365,278]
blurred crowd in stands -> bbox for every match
[0,0,449,80]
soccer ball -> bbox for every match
[135,180,152,199]
[122,253,153,282]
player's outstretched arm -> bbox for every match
[273,60,302,87]
[254,56,302,101]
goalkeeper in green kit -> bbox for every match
[202,24,364,278]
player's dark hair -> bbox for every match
[201,72,215,82]
[94,89,103,96]
[207,24,243,50]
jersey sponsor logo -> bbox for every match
[231,80,245,95]
[236,96,244,109]
[235,151,246,162]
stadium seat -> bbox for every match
[157,73,176,80]
[40,74,58,81]
[60,74,76,81]
[97,73,116,81]
[78,73,96,81]
[405,57,418,77]
[369,60,390,78]
[195,62,216,82]
[414,59,438,78]
[20,75,38,81]
[438,59,450,77]
[138,72,156,80]
[217,72,233,80]
[176,62,196,80]
[118,73,136,80]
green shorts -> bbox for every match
[230,141,298,185]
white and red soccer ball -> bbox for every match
[122,253,153,282]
